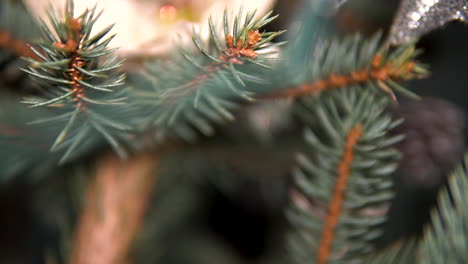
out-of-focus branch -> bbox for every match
[69,152,159,264]
[262,55,417,101]
[0,31,41,60]
[317,125,363,264]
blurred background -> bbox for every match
[0,0,467,263]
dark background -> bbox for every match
[1,0,467,263]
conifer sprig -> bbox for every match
[134,8,285,141]
[364,240,417,264]
[0,30,40,60]
[265,34,428,102]
[288,88,403,263]
[0,0,40,60]
[316,124,363,264]
[21,0,130,162]
[419,155,468,263]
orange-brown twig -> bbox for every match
[0,30,41,60]
[263,55,416,100]
[0,126,26,136]
[317,125,363,264]
[53,17,87,111]
[204,30,263,77]
[70,152,158,264]
[225,30,262,59]
[163,30,262,101]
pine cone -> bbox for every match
[392,97,466,190]
[379,97,466,246]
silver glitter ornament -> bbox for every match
[390,0,468,45]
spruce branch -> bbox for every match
[317,124,363,264]
[0,0,41,59]
[418,154,468,263]
[287,88,403,263]
[133,8,285,141]
[0,97,79,182]
[286,0,339,74]
[0,0,42,92]
[264,34,428,101]
[0,30,41,60]
[364,240,417,264]
[21,0,131,163]
[70,152,159,264]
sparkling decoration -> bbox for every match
[390,0,468,45]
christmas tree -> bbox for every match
[0,0,467,263]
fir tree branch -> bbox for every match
[364,240,417,264]
[265,54,421,101]
[132,8,285,141]
[0,0,41,59]
[70,152,159,264]
[0,96,87,182]
[0,30,41,60]
[287,88,403,263]
[317,124,363,264]
[263,35,428,101]
[0,0,42,92]
[21,0,131,163]
[418,154,468,263]
[286,0,339,75]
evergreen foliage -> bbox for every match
[285,0,338,76]
[270,33,427,100]
[22,0,130,162]
[0,0,40,58]
[0,0,466,263]
[132,8,285,141]
[0,0,41,90]
[287,87,403,263]
[364,240,417,264]
[281,3,429,264]
[419,155,468,263]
